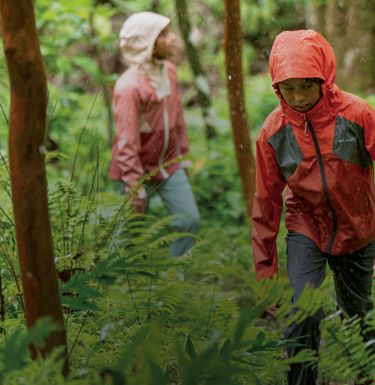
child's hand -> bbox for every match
[180,159,192,169]
[260,305,279,320]
[132,196,147,213]
[180,159,192,178]
[130,186,147,213]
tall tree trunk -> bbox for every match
[0,0,68,370]
[224,0,256,223]
[305,0,326,33]
[150,0,161,12]
[175,0,217,140]
[88,12,114,147]
[307,0,375,92]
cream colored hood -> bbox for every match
[119,11,170,66]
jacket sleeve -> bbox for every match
[362,103,375,160]
[113,85,144,190]
[252,129,286,279]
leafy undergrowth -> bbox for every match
[0,191,373,384]
[0,77,373,384]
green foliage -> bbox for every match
[246,75,279,132]
[0,318,59,380]
[191,141,245,223]
[113,0,174,14]
[242,0,306,38]
[97,290,292,385]
[0,65,374,385]
[0,43,9,142]
[36,0,117,77]
[319,314,375,382]
[183,73,277,224]
[0,44,9,117]
[0,2,374,384]
[365,94,375,108]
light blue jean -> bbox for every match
[145,168,200,257]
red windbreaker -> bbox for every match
[252,30,375,279]
[109,60,189,189]
[109,12,189,191]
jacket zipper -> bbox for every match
[159,97,170,178]
[305,118,337,253]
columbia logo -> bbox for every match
[337,137,357,144]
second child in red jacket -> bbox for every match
[110,12,200,257]
[252,30,375,385]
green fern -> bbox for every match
[0,318,59,380]
[319,313,375,383]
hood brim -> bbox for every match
[119,12,171,66]
[269,30,336,88]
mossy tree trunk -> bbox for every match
[224,0,256,223]
[0,0,68,370]
[175,0,217,140]
[88,11,114,147]
[150,0,161,12]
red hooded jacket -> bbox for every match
[252,30,375,279]
[109,61,188,189]
[109,12,189,191]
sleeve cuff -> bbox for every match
[255,264,278,280]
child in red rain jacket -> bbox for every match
[252,30,375,385]
[110,12,199,257]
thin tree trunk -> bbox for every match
[305,0,326,32]
[224,0,256,223]
[326,0,375,92]
[175,0,217,140]
[150,0,161,12]
[88,12,114,147]
[0,0,68,370]
[308,0,375,92]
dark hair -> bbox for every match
[310,77,324,84]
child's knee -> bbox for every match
[174,212,200,233]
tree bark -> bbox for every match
[88,11,114,147]
[150,0,161,13]
[307,0,375,92]
[224,0,256,223]
[175,0,217,140]
[305,0,326,33]
[0,0,68,370]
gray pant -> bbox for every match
[145,168,200,257]
[285,231,375,385]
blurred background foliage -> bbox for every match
[0,0,374,384]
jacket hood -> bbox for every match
[119,12,170,66]
[269,30,336,89]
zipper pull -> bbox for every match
[304,120,308,135]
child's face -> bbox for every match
[278,78,321,113]
[153,27,176,60]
